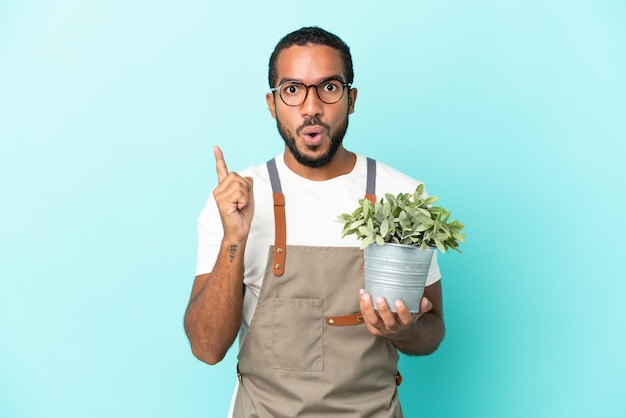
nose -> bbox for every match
[300,85,324,118]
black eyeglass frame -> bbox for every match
[270,78,352,107]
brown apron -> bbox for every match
[233,158,403,417]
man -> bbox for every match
[184,27,445,417]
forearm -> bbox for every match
[390,311,445,355]
[184,239,246,365]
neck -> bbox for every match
[283,147,356,181]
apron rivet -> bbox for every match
[275,264,282,269]
[277,247,284,253]
[357,315,363,322]
[328,318,335,324]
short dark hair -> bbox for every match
[268,27,354,88]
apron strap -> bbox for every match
[267,158,283,194]
[365,157,376,203]
[266,157,377,276]
[267,159,286,276]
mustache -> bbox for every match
[296,117,331,135]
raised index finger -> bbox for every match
[213,145,229,182]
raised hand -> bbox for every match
[212,146,255,242]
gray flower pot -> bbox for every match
[363,243,435,313]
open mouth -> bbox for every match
[301,126,325,145]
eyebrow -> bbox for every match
[277,74,346,86]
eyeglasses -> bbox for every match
[271,79,351,107]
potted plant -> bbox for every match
[338,184,465,313]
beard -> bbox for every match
[276,114,349,168]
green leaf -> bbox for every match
[380,218,390,237]
[435,233,450,242]
[452,231,466,242]
[358,225,372,236]
[424,196,438,205]
[362,202,371,219]
[361,235,375,249]
[434,239,446,252]
[414,223,431,232]
[349,219,365,230]
[415,183,424,198]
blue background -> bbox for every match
[1,1,625,417]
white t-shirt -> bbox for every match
[196,152,441,329]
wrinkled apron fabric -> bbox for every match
[233,158,403,418]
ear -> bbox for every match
[348,87,358,114]
[266,93,277,119]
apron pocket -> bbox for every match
[272,298,323,371]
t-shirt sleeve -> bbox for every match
[426,251,441,286]
[195,197,223,276]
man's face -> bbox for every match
[266,44,357,168]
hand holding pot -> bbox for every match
[212,146,255,242]
[358,289,433,342]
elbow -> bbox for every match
[190,343,226,365]
[422,321,446,355]
[183,305,238,366]
[398,317,446,356]
[424,325,446,355]
[421,334,445,356]
[184,324,228,365]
